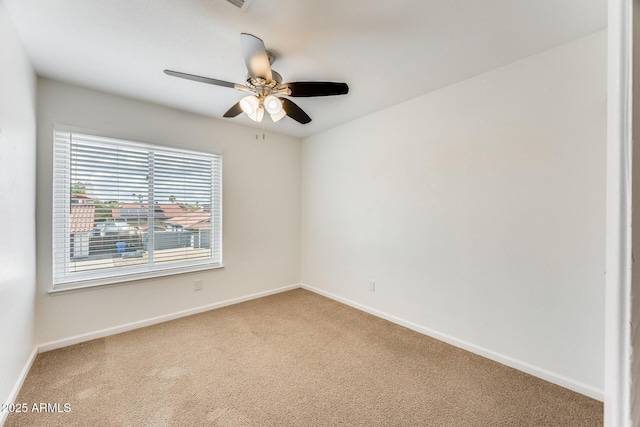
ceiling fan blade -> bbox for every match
[280,82,349,97]
[164,69,237,89]
[281,98,311,124]
[223,102,243,118]
[240,33,273,82]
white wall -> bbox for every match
[0,0,37,416]
[301,31,606,398]
[630,1,640,424]
[35,79,301,345]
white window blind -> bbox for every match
[53,131,222,289]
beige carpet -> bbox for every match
[6,289,602,426]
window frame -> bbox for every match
[51,128,223,292]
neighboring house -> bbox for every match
[112,203,197,227]
[112,204,148,227]
[165,212,210,229]
[114,203,208,251]
[157,204,192,220]
[139,210,211,251]
[165,212,212,249]
[68,198,140,256]
[70,202,96,258]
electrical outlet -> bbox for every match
[194,279,203,291]
[369,280,376,292]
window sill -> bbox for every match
[49,263,225,295]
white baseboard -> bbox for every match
[1,346,38,427]
[38,283,301,353]
[301,283,604,402]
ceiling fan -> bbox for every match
[164,33,349,124]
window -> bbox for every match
[53,131,222,290]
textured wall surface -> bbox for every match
[35,79,301,345]
[0,1,37,418]
[302,31,606,397]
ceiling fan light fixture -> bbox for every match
[264,95,283,115]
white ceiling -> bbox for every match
[3,0,606,139]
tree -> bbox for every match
[132,193,144,204]
[71,182,87,195]
[94,200,119,220]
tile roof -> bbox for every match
[113,204,196,219]
[166,212,211,229]
[157,204,191,218]
[70,204,96,233]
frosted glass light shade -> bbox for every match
[270,109,286,122]
[264,95,283,115]
[253,107,265,122]
[240,95,259,115]
[240,95,264,122]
